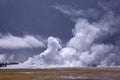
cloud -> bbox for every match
[23,37,62,64]
[0,54,6,63]
[0,54,15,63]
[0,34,45,49]
[7,0,120,68]
[68,19,100,52]
[20,16,117,68]
[54,5,81,16]
[54,5,99,21]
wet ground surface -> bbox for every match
[0,68,120,80]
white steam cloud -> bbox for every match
[0,54,6,63]
[7,0,120,68]
[0,54,15,63]
[9,18,118,68]
[0,34,45,49]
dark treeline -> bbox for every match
[0,63,19,67]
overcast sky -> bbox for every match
[0,0,101,40]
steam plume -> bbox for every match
[7,0,120,68]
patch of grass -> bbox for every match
[0,68,120,80]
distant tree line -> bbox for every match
[0,62,19,67]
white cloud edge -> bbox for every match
[0,34,46,49]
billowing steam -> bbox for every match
[7,0,120,68]
[0,34,45,49]
[0,54,15,63]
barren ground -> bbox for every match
[0,68,120,80]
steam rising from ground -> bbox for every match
[9,19,120,68]
[7,0,120,68]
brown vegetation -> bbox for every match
[0,68,120,80]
